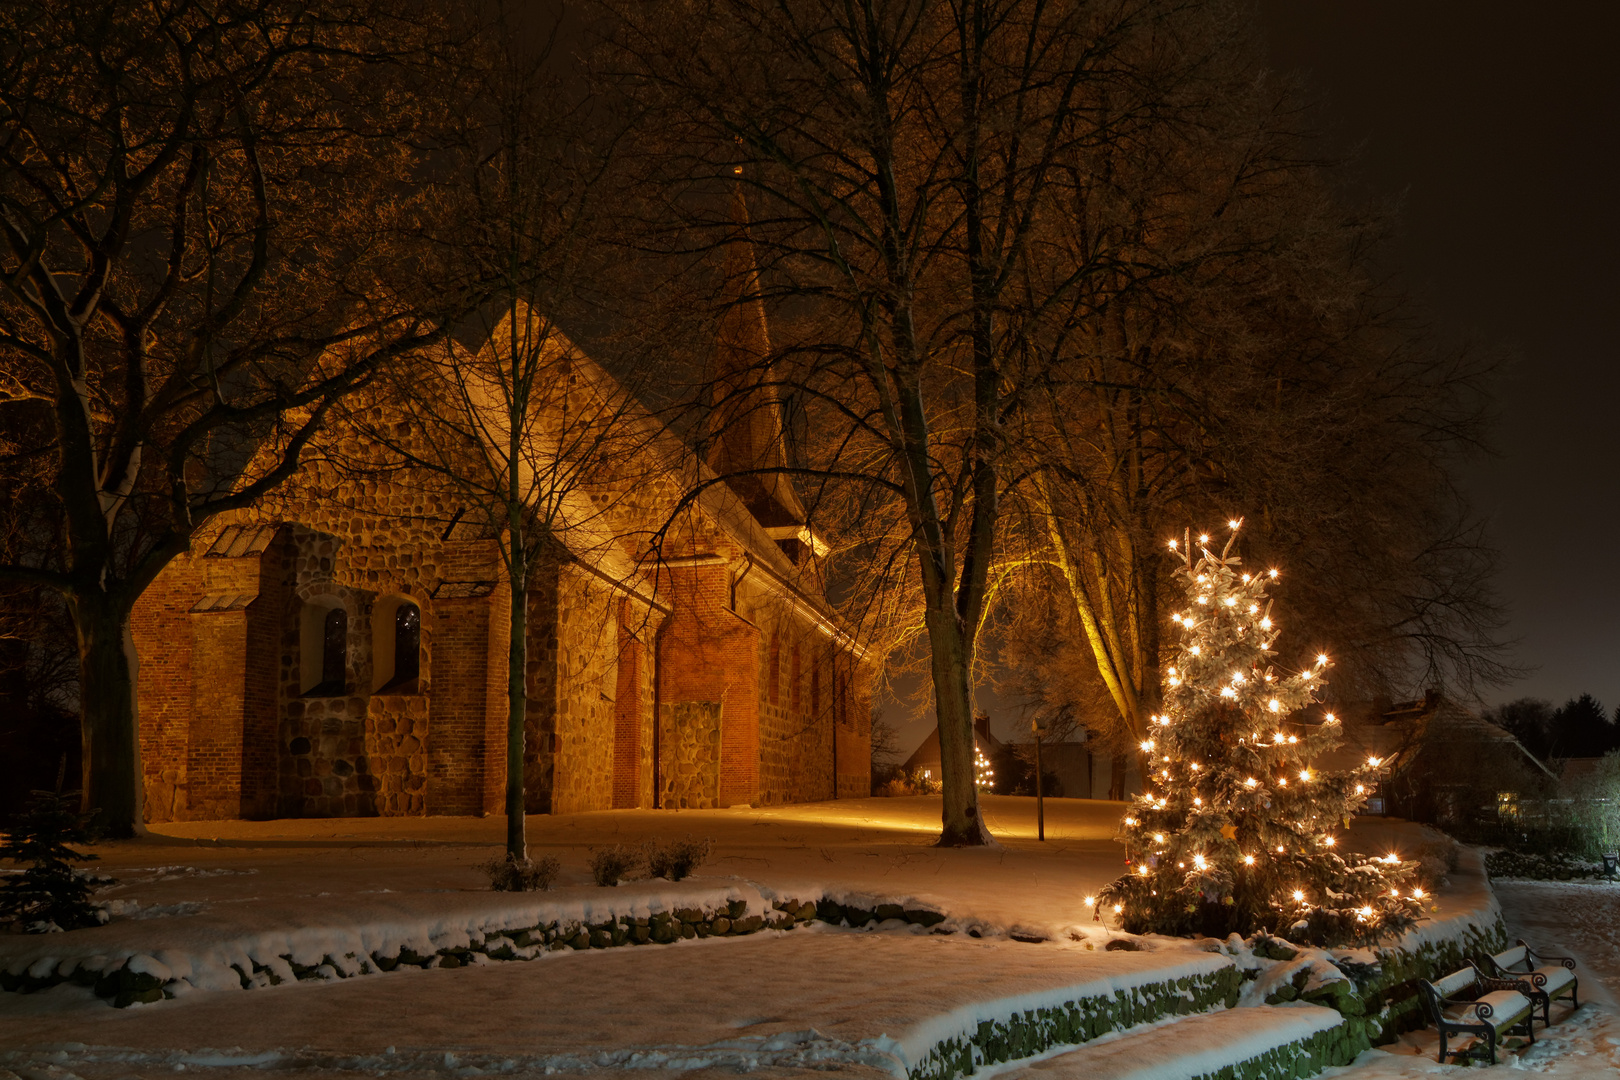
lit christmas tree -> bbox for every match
[975,745,995,789]
[1097,522,1422,946]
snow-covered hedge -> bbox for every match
[905,964,1244,1080]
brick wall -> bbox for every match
[656,559,761,807]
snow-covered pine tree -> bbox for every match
[0,790,107,932]
[1097,522,1423,946]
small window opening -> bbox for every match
[380,602,420,692]
[306,607,347,697]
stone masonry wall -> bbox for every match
[549,565,619,815]
[660,700,722,808]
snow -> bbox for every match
[992,1003,1344,1080]
[1319,877,1620,1077]
[0,798,1601,1080]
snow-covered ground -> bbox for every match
[2,798,1617,1080]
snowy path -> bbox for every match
[0,926,1225,1075]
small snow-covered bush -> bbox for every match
[1413,835,1460,889]
[643,835,713,881]
[1,789,110,932]
[588,844,642,886]
[1484,849,1605,881]
[476,853,560,892]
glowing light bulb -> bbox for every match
[1243,854,1255,865]
[1260,617,1272,630]
[1197,595,1209,605]
[1137,866,1148,876]
[1189,646,1201,656]
[1245,777,1258,788]
[1113,904,1123,913]
[1355,784,1365,794]
[1277,845,1285,852]
[1168,539,1178,549]
[1292,890,1305,902]
[1269,569,1278,579]
[1140,739,1155,752]
[1367,756,1381,768]
[1359,905,1373,917]
[1124,817,1137,826]
[1299,770,1311,782]
[1086,895,1097,906]
[1322,836,1335,847]
[1199,535,1210,544]
[1193,797,1202,806]
[1232,672,1245,684]
[1390,888,1400,897]
[1224,597,1237,607]
[1325,713,1337,723]
[1221,687,1236,699]
[1273,733,1285,744]
[1153,833,1165,843]
[1268,699,1281,713]
[1287,735,1297,744]
[1413,888,1425,899]
[1190,762,1201,771]
[1277,777,1287,787]
[1242,574,1251,583]
[1228,520,1241,530]
[1193,854,1207,869]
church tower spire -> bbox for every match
[705,174,808,531]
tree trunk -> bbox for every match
[1108,753,1127,802]
[928,606,985,846]
[506,563,529,862]
[74,597,144,837]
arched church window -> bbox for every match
[302,602,347,697]
[371,595,423,694]
[392,602,421,686]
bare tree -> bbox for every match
[990,27,1510,797]
[0,1,477,832]
[608,0,1209,845]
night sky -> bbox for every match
[1257,1,1620,713]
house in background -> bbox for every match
[901,714,1001,790]
[1325,691,1556,828]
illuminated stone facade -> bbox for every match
[132,302,871,823]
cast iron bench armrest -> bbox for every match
[1521,942,1578,969]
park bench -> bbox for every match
[1477,939,1579,1027]
[1417,963,1535,1065]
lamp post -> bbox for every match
[1032,718,1045,841]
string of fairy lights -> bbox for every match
[1090,520,1425,945]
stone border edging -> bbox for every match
[0,893,950,1008]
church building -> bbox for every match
[130,234,873,824]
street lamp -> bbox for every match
[1032,718,1046,841]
